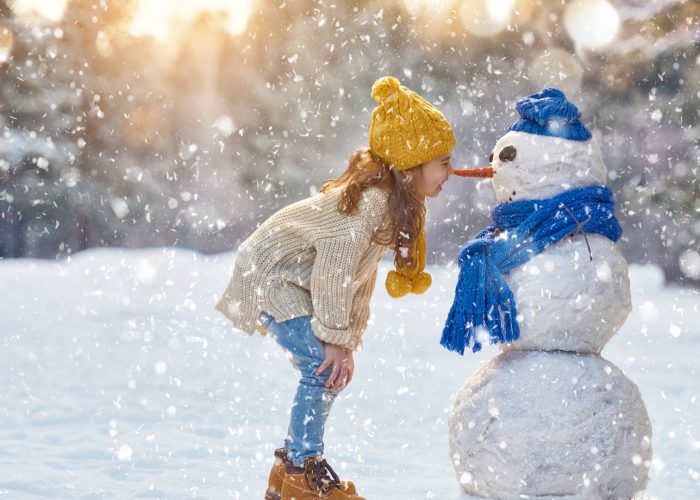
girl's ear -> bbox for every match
[404,168,418,189]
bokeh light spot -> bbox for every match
[564,0,620,49]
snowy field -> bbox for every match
[0,247,698,499]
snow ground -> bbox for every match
[0,247,698,499]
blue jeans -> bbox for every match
[259,311,337,467]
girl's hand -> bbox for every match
[316,343,354,393]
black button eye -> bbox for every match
[498,145,517,162]
[488,152,494,163]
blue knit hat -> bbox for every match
[507,88,592,141]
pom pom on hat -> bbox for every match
[507,87,592,141]
[371,76,401,105]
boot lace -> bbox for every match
[304,458,342,494]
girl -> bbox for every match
[216,76,456,499]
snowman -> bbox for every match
[443,88,652,499]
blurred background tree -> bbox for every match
[0,0,697,285]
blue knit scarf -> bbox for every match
[441,185,622,354]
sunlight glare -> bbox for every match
[129,0,254,40]
[12,0,69,22]
[403,0,453,17]
[460,0,516,37]
[0,28,14,64]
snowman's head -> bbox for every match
[489,130,607,203]
[454,88,607,203]
[492,88,606,203]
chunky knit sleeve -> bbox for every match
[309,228,372,350]
[346,265,379,350]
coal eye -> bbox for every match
[488,152,494,163]
[498,145,517,162]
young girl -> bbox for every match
[215,76,456,499]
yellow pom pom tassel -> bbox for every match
[410,272,432,294]
[385,228,433,298]
[385,270,413,298]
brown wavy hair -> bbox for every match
[321,147,425,271]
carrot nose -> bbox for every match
[452,166,494,178]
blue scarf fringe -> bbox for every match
[441,185,622,354]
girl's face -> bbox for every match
[412,152,454,197]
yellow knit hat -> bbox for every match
[369,76,454,298]
[369,76,456,171]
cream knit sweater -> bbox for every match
[215,186,390,350]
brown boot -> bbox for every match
[280,457,363,499]
[264,448,288,500]
[266,449,356,499]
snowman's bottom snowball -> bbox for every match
[448,350,651,499]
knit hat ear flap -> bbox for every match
[385,228,432,298]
